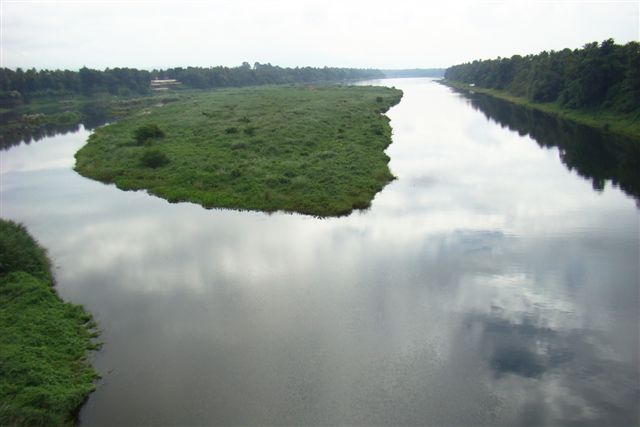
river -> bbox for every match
[1,78,638,426]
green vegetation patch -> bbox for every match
[0,220,99,426]
[75,85,403,216]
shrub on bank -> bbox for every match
[134,123,165,144]
[140,149,170,168]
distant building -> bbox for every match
[150,79,180,91]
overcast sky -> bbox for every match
[1,0,638,71]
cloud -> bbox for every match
[1,0,638,69]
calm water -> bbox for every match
[1,78,638,426]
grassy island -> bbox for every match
[74,85,403,216]
[0,219,99,426]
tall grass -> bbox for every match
[0,219,99,426]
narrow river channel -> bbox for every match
[1,78,638,426]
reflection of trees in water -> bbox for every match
[0,123,81,149]
[0,98,160,150]
[462,91,640,203]
[0,114,108,151]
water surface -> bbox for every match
[1,78,638,426]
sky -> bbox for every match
[1,0,638,71]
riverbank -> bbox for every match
[75,84,403,217]
[440,79,640,140]
[0,219,99,426]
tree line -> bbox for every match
[162,62,383,89]
[0,68,152,105]
[0,63,383,107]
[445,39,640,113]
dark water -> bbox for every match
[1,78,638,426]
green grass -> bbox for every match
[0,220,99,426]
[440,80,640,140]
[75,85,403,216]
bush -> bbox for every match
[140,149,170,168]
[225,127,238,134]
[231,142,248,150]
[134,124,165,144]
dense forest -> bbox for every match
[445,39,640,113]
[0,63,383,106]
